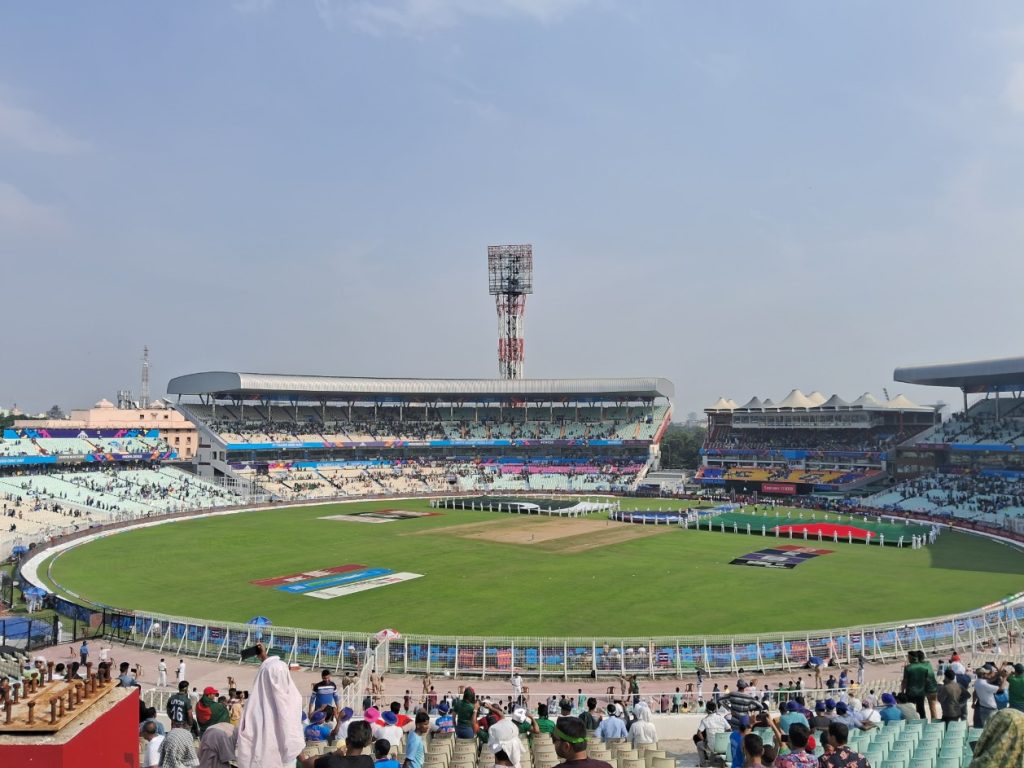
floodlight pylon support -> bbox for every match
[487,244,533,380]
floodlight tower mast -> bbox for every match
[140,345,151,408]
[487,244,533,380]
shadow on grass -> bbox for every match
[928,533,1024,575]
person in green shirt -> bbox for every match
[1008,663,1024,712]
[900,650,936,719]
[535,704,556,734]
[452,688,479,740]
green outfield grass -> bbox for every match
[41,498,1024,637]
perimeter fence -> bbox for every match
[75,594,1024,680]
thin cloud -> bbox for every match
[0,181,62,234]
[0,91,88,154]
[333,0,594,36]
[1005,62,1024,114]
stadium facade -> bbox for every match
[697,389,937,496]
[167,372,675,497]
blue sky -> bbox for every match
[2,1,1024,416]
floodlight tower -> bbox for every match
[140,345,150,408]
[487,244,533,380]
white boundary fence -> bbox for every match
[95,593,1024,680]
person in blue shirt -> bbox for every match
[304,711,333,742]
[730,716,750,768]
[310,670,341,716]
[778,700,809,734]
[403,712,430,768]
[431,702,454,736]
[594,704,628,741]
[374,738,400,768]
[878,692,904,723]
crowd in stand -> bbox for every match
[866,471,1024,518]
[706,428,911,455]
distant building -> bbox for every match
[14,398,198,459]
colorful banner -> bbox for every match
[730,545,833,569]
[761,482,797,494]
[305,572,423,600]
[251,564,366,588]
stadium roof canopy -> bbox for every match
[894,356,1024,393]
[167,371,674,402]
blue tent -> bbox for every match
[12,545,28,555]
[23,586,47,598]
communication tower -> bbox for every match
[487,244,533,379]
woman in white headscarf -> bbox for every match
[628,703,658,748]
[235,644,305,768]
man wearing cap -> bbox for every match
[374,710,405,747]
[305,711,332,742]
[831,703,859,731]
[973,665,1006,728]
[809,701,831,730]
[594,704,627,742]
[721,678,764,730]
[511,707,540,736]
[551,716,613,768]
[778,700,808,734]
[196,685,231,735]
[431,702,455,735]
[878,693,903,723]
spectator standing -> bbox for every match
[721,679,764,729]
[627,704,657,748]
[452,688,478,740]
[78,640,89,667]
[937,669,966,723]
[167,681,194,731]
[1008,664,1024,713]
[974,666,1006,728]
[236,644,305,768]
[594,704,627,742]
[141,721,165,768]
[579,698,601,731]
[158,658,168,688]
[403,712,430,768]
